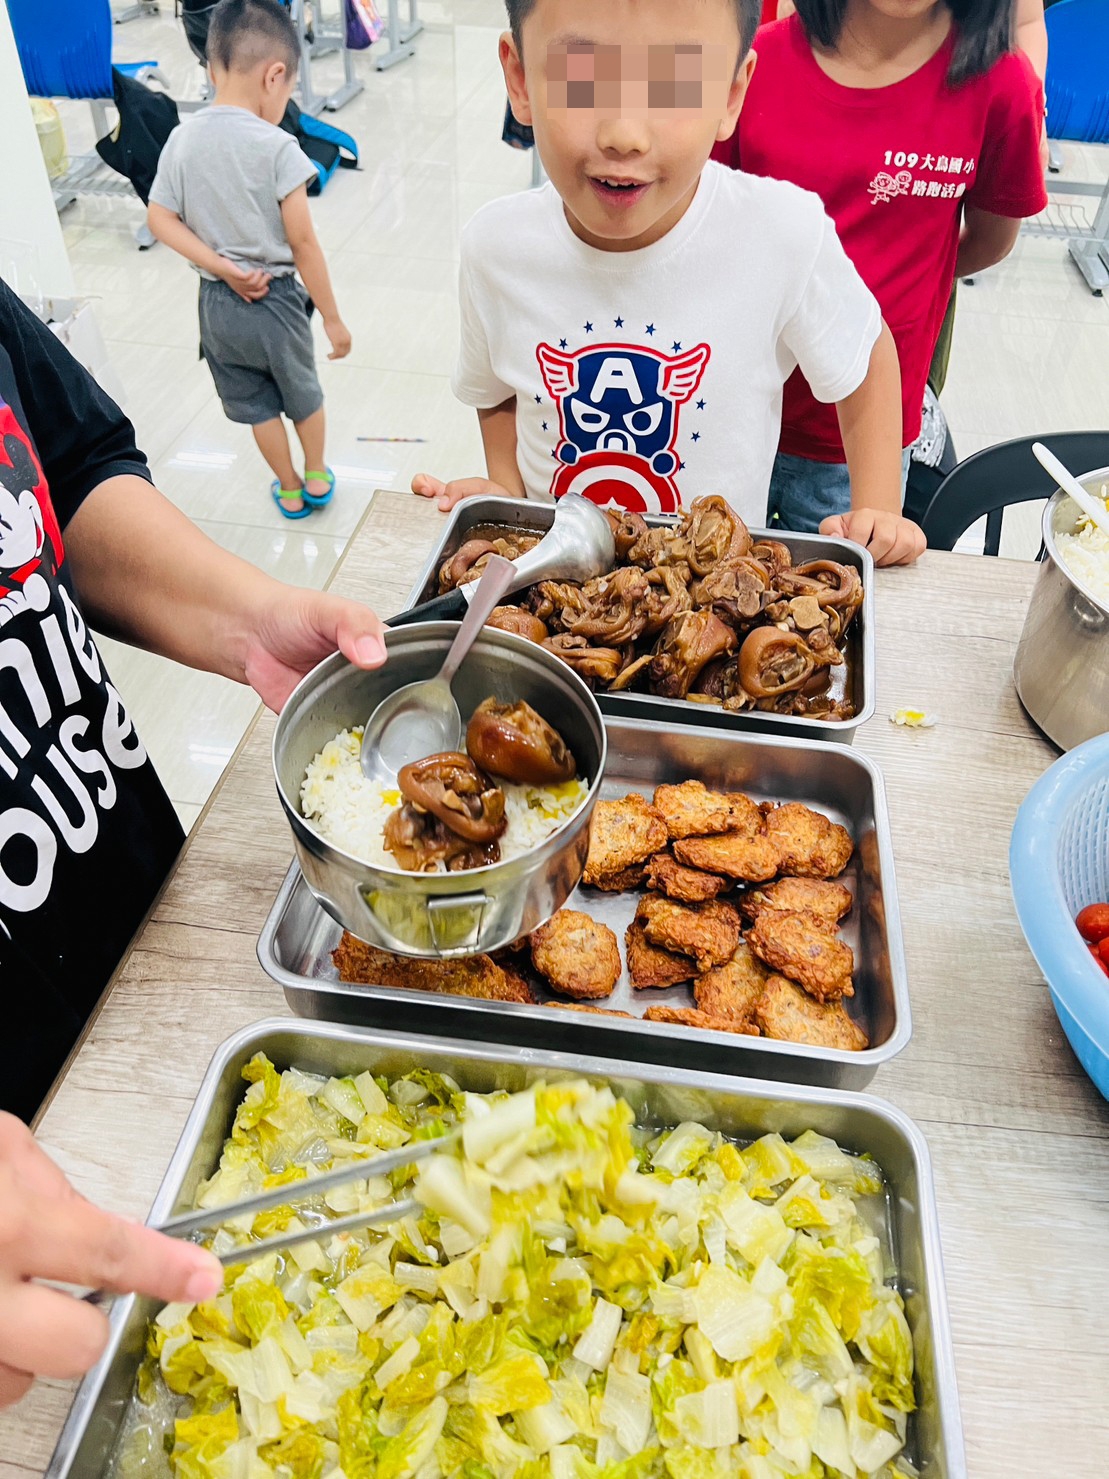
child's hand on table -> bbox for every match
[0,1113,221,1408]
[214,257,271,303]
[821,509,926,567]
[324,317,352,360]
[412,473,516,514]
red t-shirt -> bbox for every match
[716,17,1046,459]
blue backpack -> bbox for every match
[280,99,359,194]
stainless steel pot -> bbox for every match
[273,624,606,957]
[1014,476,1109,751]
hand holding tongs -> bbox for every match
[82,1129,457,1307]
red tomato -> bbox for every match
[1076,903,1109,944]
[1089,944,1109,977]
[1099,939,1109,967]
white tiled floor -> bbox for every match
[52,3,1109,828]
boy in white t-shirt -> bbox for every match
[415,0,925,565]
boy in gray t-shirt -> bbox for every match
[148,0,349,518]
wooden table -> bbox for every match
[4,492,1107,1477]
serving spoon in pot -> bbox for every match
[388,494,617,628]
[1032,442,1109,539]
[360,554,518,783]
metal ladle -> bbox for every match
[388,494,617,628]
[360,555,518,782]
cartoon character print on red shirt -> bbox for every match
[537,340,710,514]
[0,412,64,630]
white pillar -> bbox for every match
[0,2,75,300]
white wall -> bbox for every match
[0,1,75,299]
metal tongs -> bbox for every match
[82,1129,458,1307]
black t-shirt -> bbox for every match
[0,281,183,1120]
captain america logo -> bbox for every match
[537,340,710,514]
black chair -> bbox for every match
[919,431,1109,556]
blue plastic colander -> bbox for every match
[1011,732,1109,1099]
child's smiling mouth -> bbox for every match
[588,175,652,210]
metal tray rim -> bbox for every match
[48,1016,963,1479]
[399,497,877,735]
[260,716,911,1068]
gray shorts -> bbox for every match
[199,275,323,425]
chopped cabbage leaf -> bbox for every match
[125,1063,913,1479]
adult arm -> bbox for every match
[828,324,926,566]
[65,476,385,710]
[281,184,351,359]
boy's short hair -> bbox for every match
[208,0,300,76]
[504,0,762,58]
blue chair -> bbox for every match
[1045,0,1109,144]
[8,0,159,101]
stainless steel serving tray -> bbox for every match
[49,1019,965,1479]
[259,718,910,1091]
[400,496,876,744]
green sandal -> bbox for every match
[271,481,311,520]
[303,467,335,508]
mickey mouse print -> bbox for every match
[0,287,183,1114]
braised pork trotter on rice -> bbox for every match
[441,495,864,719]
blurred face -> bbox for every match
[502,0,754,252]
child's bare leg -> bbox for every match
[294,407,329,500]
[252,417,304,511]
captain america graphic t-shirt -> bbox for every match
[452,161,881,521]
[0,281,183,1120]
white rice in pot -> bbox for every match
[300,727,588,870]
[1057,494,1109,610]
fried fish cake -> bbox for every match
[531,910,621,1000]
[761,803,853,879]
[583,794,667,887]
[753,974,868,1051]
[332,934,534,1002]
[746,911,855,1001]
[673,829,781,883]
[644,850,730,904]
[644,1005,759,1037]
[694,941,770,1023]
[625,921,694,989]
[587,863,647,894]
[637,895,741,971]
[738,878,853,927]
[550,1002,635,1018]
[652,780,762,840]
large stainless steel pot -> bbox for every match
[1014,475,1109,751]
[273,624,606,956]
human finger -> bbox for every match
[0,1359,33,1410]
[5,1190,221,1304]
[866,521,899,566]
[818,514,850,542]
[0,1281,110,1380]
[331,599,388,671]
[890,524,926,567]
[411,473,446,500]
